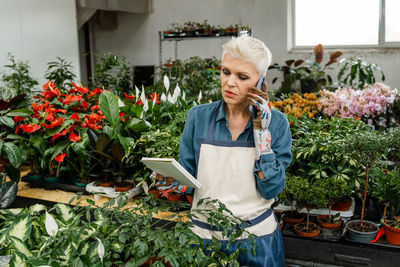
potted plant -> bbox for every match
[278,175,305,224]
[370,166,400,245]
[344,130,390,242]
[292,177,327,237]
[338,57,385,89]
[315,177,352,229]
[0,163,20,209]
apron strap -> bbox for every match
[192,208,273,231]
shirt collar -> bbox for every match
[216,100,253,130]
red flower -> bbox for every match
[119,112,131,122]
[82,113,104,130]
[88,88,103,98]
[136,99,143,105]
[91,105,100,110]
[62,95,83,105]
[69,131,81,142]
[55,153,66,163]
[51,129,68,142]
[69,113,80,121]
[13,116,26,123]
[149,93,160,104]
[41,117,64,129]
[80,101,89,109]
[42,81,56,90]
[123,92,135,100]
[18,123,41,133]
[71,83,89,94]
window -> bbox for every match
[293,0,400,47]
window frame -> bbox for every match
[290,0,400,50]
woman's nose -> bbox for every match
[227,75,236,86]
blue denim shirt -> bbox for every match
[179,99,292,200]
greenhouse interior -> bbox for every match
[1,0,400,266]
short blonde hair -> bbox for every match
[222,36,272,77]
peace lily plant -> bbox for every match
[0,195,254,266]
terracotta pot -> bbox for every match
[114,182,134,192]
[294,222,321,237]
[317,215,343,229]
[148,189,162,199]
[185,194,193,204]
[166,193,185,202]
[97,181,114,187]
[332,199,352,211]
[282,212,305,224]
[384,220,400,245]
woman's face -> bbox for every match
[220,53,259,106]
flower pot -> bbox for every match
[26,174,42,181]
[282,212,305,224]
[43,176,59,183]
[166,193,185,202]
[185,194,193,204]
[114,182,134,192]
[345,220,379,242]
[97,181,114,187]
[294,222,321,237]
[332,198,352,211]
[317,215,343,229]
[72,176,88,188]
[384,220,400,245]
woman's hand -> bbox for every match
[150,172,188,197]
[247,88,272,160]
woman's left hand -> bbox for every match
[248,88,272,160]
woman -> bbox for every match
[157,35,292,266]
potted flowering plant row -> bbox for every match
[162,21,251,38]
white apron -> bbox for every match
[190,104,277,241]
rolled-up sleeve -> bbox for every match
[178,107,197,178]
[254,113,292,200]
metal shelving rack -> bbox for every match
[158,30,251,66]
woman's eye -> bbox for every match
[239,74,249,80]
[222,69,230,75]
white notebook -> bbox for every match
[140,157,201,189]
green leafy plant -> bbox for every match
[288,116,370,190]
[44,57,77,89]
[292,177,327,231]
[315,177,351,221]
[0,195,253,266]
[269,44,342,96]
[370,166,400,218]
[344,130,390,226]
[0,164,20,209]
[0,53,38,101]
[93,53,134,96]
[338,57,385,89]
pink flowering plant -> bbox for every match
[319,82,398,127]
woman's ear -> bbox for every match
[262,81,268,92]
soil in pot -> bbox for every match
[282,211,305,224]
[317,215,343,229]
[294,222,321,237]
[114,181,134,192]
[347,221,377,232]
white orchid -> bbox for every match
[163,75,170,92]
[96,238,105,261]
[143,98,149,112]
[140,86,146,104]
[182,90,186,101]
[161,92,167,102]
[197,90,203,103]
[167,92,175,104]
[45,211,58,237]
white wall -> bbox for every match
[0,0,81,89]
[92,0,400,89]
